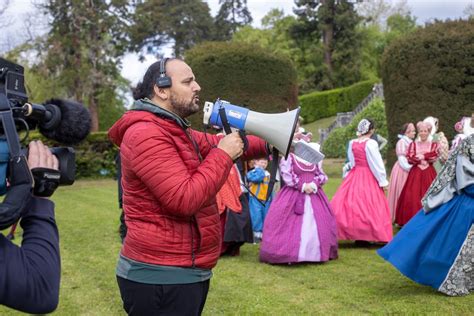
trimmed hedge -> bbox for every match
[381,19,474,166]
[322,98,387,158]
[298,79,378,124]
[25,131,117,179]
[185,41,298,128]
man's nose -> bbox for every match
[193,81,201,92]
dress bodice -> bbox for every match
[414,141,433,155]
[352,140,369,168]
[291,155,320,184]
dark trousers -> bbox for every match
[117,276,210,316]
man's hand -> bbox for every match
[28,141,59,171]
[218,132,244,160]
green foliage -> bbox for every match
[214,0,253,40]
[185,41,298,127]
[322,98,387,158]
[299,79,377,123]
[292,0,362,90]
[28,131,117,179]
[381,19,474,166]
[232,9,321,94]
[26,1,130,131]
[129,0,214,57]
[358,12,418,82]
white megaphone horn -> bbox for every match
[203,99,300,158]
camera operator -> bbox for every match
[0,140,60,314]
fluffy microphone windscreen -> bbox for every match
[39,99,91,145]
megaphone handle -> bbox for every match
[218,107,232,135]
[238,130,249,151]
[218,107,248,151]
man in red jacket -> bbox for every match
[109,58,269,315]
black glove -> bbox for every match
[31,167,60,197]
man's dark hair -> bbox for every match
[132,58,179,100]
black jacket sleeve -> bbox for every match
[0,197,60,314]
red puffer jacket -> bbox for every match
[108,100,268,269]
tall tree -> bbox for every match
[129,0,214,57]
[214,0,253,40]
[233,9,323,93]
[293,0,362,90]
[36,0,130,132]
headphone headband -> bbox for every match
[156,58,172,88]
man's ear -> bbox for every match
[153,85,169,101]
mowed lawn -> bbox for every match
[1,174,472,315]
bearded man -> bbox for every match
[108,58,269,315]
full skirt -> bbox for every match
[331,166,392,242]
[378,185,474,296]
[388,162,409,222]
[395,166,436,226]
[259,186,338,264]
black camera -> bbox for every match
[0,57,91,187]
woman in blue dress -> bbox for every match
[378,134,473,296]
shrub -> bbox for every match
[381,19,474,166]
[298,79,378,124]
[185,41,298,128]
[322,98,387,158]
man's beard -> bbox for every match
[170,93,199,118]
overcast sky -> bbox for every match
[3,0,473,85]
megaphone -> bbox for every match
[203,99,300,158]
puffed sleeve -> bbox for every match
[279,154,298,188]
[406,142,420,165]
[347,140,355,168]
[366,139,388,187]
[314,162,328,186]
[396,139,412,171]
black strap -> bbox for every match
[266,147,279,202]
[0,93,33,230]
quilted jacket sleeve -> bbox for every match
[192,131,269,161]
[128,123,235,217]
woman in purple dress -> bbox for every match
[259,143,338,264]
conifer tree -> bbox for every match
[38,0,130,131]
[129,0,214,57]
[293,0,362,90]
[214,0,253,40]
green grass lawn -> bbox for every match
[1,178,472,315]
[302,116,336,142]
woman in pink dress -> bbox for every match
[331,119,392,243]
[388,123,416,221]
[395,121,439,226]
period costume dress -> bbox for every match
[395,140,438,226]
[259,153,338,264]
[378,135,474,296]
[331,138,392,242]
[388,135,413,221]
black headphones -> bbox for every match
[156,58,172,88]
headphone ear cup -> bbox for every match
[156,76,172,88]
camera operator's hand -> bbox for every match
[218,132,244,160]
[28,141,59,171]
[28,141,60,198]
